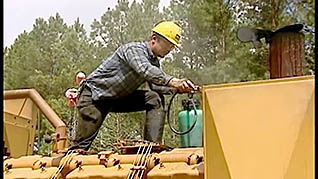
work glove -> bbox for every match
[168,78,198,93]
[64,88,79,107]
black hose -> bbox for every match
[167,91,198,135]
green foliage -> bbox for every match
[3,0,314,154]
[4,13,100,155]
[90,0,163,52]
[90,112,145,152]
[35,114,55,155]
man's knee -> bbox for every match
[145,91,164,109]
[73,105,104,144]
[78,105,103,123]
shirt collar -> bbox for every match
[145,41,160,66]
[145,41,155,59]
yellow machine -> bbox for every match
[3,75,314,179]
[3,89,68,158]
[203,75,314,179]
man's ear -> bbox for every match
[150,34,157,45]
[151,34,158,41]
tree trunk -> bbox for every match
[269,32,304,79]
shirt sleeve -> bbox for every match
[148,82,176,95]
[124,47,173,86]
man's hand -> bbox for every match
[168,78,198,93]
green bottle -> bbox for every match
[178,99,202,147]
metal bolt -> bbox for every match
[40,162,47,172]
[5,163,13,172]
[75,160,83,170]
[159,162,165,169]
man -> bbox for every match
[69,21,197,151]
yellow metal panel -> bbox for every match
[4,168,34,179]
[4,155,43,168]
[148,162,203,179]
[4,167,58,179]
[4,97,39,158]
[4,98,27,117]
[203,76,314,179]
[160,147,203,155]
[4,112,31,129]
[3,126,10,154]
[66,164,133,178]
[30,167,59,179]
[4,89,68,152]
[19,98,37,120]
[3,148,205,178]
[284,92,314,179]
[4,123,30,158]
[203,92,231,179]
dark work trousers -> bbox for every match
[68,85,166,151]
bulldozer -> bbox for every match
[3,75,314,179]
[3,25,314,178]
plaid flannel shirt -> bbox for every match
[85,41,175,101]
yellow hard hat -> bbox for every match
[152,21,181,46]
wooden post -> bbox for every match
[269,32,304,79]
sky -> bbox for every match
[4,0,171,48]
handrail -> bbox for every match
[4,88,67,151]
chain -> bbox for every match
[50,150,75,179]
[127,142,153,179]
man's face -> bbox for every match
[152,35,175,58]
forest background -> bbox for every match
[3,0,315,154]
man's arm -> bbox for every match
[148,82,176,95]
[124,47,172,86]
[125,47,196,93]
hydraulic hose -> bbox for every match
[167,91,198,135]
